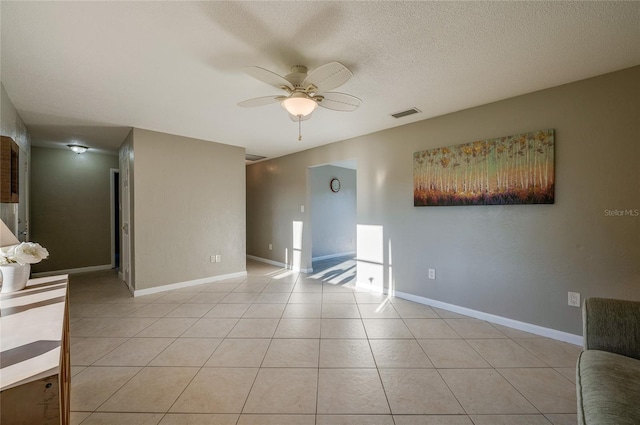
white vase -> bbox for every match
[0,263,31,293]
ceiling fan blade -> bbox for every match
[238,96,283,108]
[303,62,352,93]
[242,66,294,90]
[317,92,361,112]
[288,111,314,122]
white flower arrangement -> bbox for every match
[0,242,49,266]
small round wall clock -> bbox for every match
[330,178,341,193]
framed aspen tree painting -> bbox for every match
[413,129,554,206]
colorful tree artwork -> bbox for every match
[413,129,554,206]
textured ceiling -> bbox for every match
[1,1,639,158]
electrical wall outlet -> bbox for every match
[269,243,272,251]
[210,255,216,263]
[301,205,305,213]
[215,254,221,263]
[568,292,581,307]
[428,269,436,280]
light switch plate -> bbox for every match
[568,292,581,307]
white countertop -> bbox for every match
[0,275,68,391]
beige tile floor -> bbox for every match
[69,260,579,425]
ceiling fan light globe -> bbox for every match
[281,94,317,117]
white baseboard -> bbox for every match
[392,290,583,346]
[133,271,248,297]
[247,254,286,269]
[312,251,356,262]
[246,255,313,274]
[32,264,113,277]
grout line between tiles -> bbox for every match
[69,265,578,422]
[315,277,323,425]
[355,300,396,422]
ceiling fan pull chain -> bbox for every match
[298,115,302,141]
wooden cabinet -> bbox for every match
[0,275,70,425]
[1,135,20,203]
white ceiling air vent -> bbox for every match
[390,108,421,119]
[245,154,267,162]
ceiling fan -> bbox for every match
[238,62,361,140]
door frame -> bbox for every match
[119,145,132,292]
[17,146,30,241]
[110,168,119,269]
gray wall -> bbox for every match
[130,128,246,291]
[310,165,356,260]
[246,66,640,335]
[30,147,118,272]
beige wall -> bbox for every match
[246,66,640,335]
[0,83,30,236]
[310,165,357,259]
[30,147,118,272]
[247,156,312,270]
[130,128,246,291]
[0,83,29,152]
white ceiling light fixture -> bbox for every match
[239,62,361,141]
[67,144,88,154]
[281,92,318,117]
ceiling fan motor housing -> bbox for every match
[285,66,309,88]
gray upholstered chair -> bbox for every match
[576,298,640,425]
